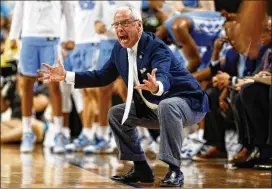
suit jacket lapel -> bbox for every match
[136,33,148,69]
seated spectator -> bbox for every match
[192,19,267,161]
[232,80,271,169]
[228,16,271,169]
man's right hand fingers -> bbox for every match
[38,75,50,81]
[43,80,51,84]
[38,70,50,75]
[41,63,53,70]
[57,59,64,67]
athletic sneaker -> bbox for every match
[180,129,206,159]
[52,132,70,154]
[65,133,96,152]
[83,137,117,154]
[20,132,36,153]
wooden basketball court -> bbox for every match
[1,144,271,188]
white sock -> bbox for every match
[62,127,70,139]
[82,128,95,140]
[22,116,32,133]
[142,128,150,138]
[53,116,63,133]
[97,125,110,141]
[92,122,99,139]
[96,126,101,139]
[138,127,150,139]
[92,122,98,132]
[137,127,143,138]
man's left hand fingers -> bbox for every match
[151,68,157,77]
[147,73,157,84]
[135,84,149,91]
[143,79,151,86]
[147,73,153,81]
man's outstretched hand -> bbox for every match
[135,68,159,93]
[38,60,66,84]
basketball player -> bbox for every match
[9,1,75,153]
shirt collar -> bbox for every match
[127,34,142,54]
[131,40,139,54]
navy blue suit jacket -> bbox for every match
[74,32,209,113]
[221,47,267,77]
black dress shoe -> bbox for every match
[246,147,260,161]
[233,147,261,168]
[233,156,266,168]
[159,170,184,187]
[254,164,272,170]
[254,158,272,170]
[111,168,155,183]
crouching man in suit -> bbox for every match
[38,6,209,187]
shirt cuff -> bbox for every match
[232,76,237,86]
[211,59,220,66]
[65,71,75,84]
[152,81,164,96]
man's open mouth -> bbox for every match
[120,35,129,43]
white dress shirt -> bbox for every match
[65,39,164,110]
[9,1,75,40]
[128,40,164,109]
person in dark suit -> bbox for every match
[190,19,263,161]
[38,6,209,187]
[227,16,271,165]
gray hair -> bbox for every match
[115,6,142,22]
